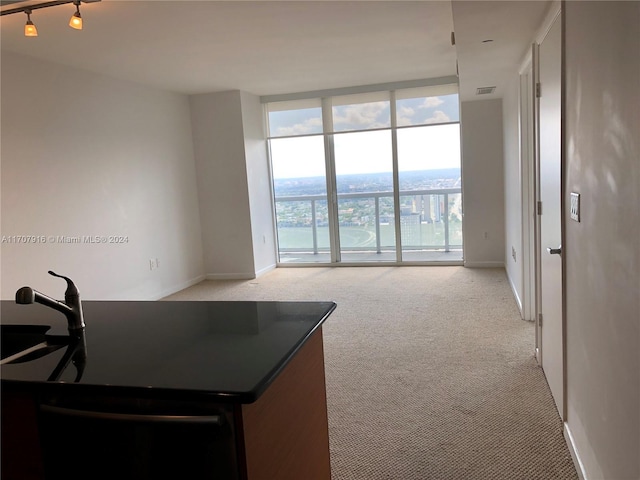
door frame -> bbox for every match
[533,39,543,365]
[532,3,566,419]
[519,55,536,325]
[525,1,563,366]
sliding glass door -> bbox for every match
[332,92,396,262]
[334,130,396,262]
[396,88,462,261]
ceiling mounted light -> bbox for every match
[24,10,38,37]
[1,1,100,37]
[69,1,82,30]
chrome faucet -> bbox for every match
[16,271,85,331]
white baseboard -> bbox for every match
[505,268,524,317]
[205,264,276,281]
[463,261,504,268]
[152,274,206,300]
[255,263,276,277]
[205,272,256,280]
[152,268,274,299]
[564,422,587,480]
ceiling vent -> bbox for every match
[476,86,496,95]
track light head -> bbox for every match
[24,10,38,37]
[69,1,82,30]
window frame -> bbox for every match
[264,79,463,266]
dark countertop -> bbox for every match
[0,300,336,403]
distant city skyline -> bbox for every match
[274,168,461,197]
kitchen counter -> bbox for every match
[1,300,337,480]
[1,300,336,402]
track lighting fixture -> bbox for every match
[69,1,82,30]
[1,0,100,36]
[24,10,38,37]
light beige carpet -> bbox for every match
[164,266,579,480]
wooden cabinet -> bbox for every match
[239,329,331,480]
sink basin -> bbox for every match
[1,325,68,365]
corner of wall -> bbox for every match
[460,99,506,266]
[189,90,256,277]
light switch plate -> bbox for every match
[570,192,580,222]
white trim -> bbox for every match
[463,261,504,268]
[520,62,537,322]
[518,44,534,76]
[564,423,587,480]
[205,273,256,280]
[532,34,543,368]
[536,0,562,45]
[152,274,206,300]
[255,263,276,278]
[506,267,524,317]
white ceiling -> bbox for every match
[452,0,550,100]
[0,0,550,100]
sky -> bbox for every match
[269,95,461,179]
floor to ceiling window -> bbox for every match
[267,82,462,265]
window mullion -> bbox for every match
[322,97,340,264]
[390,91,403,262]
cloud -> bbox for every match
[333,102,389,129]
[398,105,415,117]
[424,110,451,124]
[276,116,323,136]
[396,105,416,126]
[274,100,450,134]
[420,97,445,109]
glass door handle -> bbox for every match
[546,245,562,255]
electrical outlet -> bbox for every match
[149,259,155,271]
[512,246,517,262]
[155,258,160,269]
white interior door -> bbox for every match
[538,14,564,419]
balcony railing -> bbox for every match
[274,187,462,255]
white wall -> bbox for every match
[240,92,277,276]
[563,2,639,478]
[189,90,256,279]
[0,52,204,300]
[189,91,276,279]
[460,99,505,267]
[502,73,523,311]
